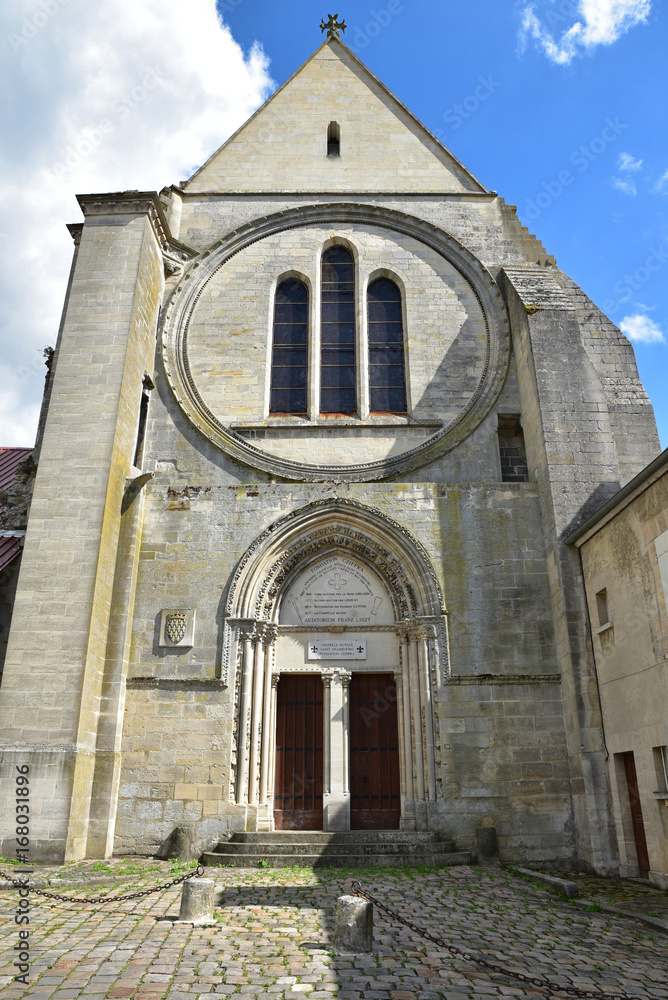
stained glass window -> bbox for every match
[270,279,308,414]
[320,247,356,414]
[367,278,407,413]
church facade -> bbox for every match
[0,26,662,875]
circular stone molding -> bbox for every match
[162,202,511,482]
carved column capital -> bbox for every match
[260,623,278,647]
[237,618,264,643]
[396,622,411,643]
[399,618,437,643]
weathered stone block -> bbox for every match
[334,895,373,954]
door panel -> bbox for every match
[349,673,401,830]
[622,751,650,876]
[274,674,324,831]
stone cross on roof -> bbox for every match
[320,13,347,38]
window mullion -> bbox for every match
[358,274,370,420]
[309,273,319,420]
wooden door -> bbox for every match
[274,674,324,830]
[349,673,401,830]
[622,751,650,877]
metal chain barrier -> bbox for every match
[0,865,204,905]
[351,881,643,1000]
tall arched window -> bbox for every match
[367,278,407,414]
[321,246,356,414]
[270,279,309,414]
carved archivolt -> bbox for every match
[220,498,450,686]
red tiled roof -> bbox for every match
[0,447,32,494]
[0,535,22,573]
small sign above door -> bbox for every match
[308,637,367,660]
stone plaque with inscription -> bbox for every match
[308,637,367,660]
[279,556,393,626]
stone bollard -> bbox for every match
[169,826,197,862]
[178,878,215,925]
[476,826,500,866]
[334,894,373,954]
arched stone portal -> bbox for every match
[223,499,449,832]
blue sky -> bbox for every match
[0,0,665,448]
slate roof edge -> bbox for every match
[564,447,668,547]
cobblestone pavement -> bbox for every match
[1,860,667,1000]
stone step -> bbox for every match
[229,831,452,844]
[201,850,471,869]
[212,840,458,857]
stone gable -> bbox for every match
[186,38,485,194]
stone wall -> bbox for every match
[114,466,571,862]
[577,465,668,886]
[0,205,165,862]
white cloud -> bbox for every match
[0,0,273,446]
[612,176,637,195]
[653,169,668,194]
[620,314,666,343]
[520,0,652,65]
[618,152,643,171]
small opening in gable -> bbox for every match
[327,121,340,157]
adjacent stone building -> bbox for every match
[0,24,663,877]
[566,448,668,887]
[0,447,34,685]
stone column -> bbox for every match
[418,628,437,801]
[322,674,332,801]
[267,673,280,820]
[324,670,351,831]
[393,670,408,813]
[408,633,425,803]
[249,625,276,806]
[236,624,258,805]
[259,628,277,807]
[398,633,415,825]
[342,673,350,800]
